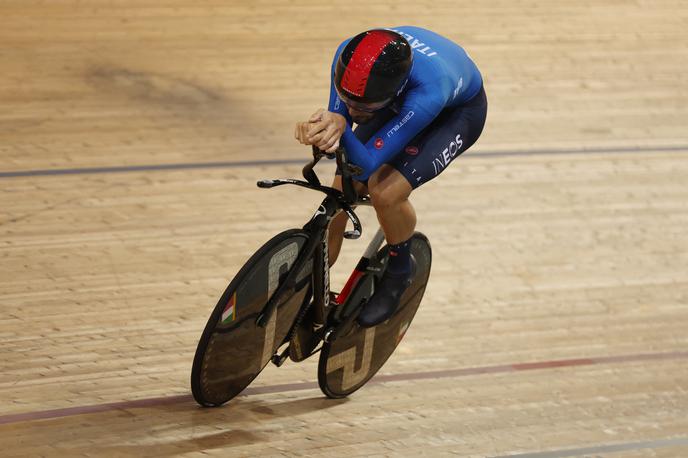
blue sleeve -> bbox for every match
[341,85,448,180]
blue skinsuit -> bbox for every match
[328,26,483,180]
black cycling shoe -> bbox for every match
[357,257,416,328]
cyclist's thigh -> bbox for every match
[367,164,413,203]
[390,86,488,189]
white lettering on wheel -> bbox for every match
[326,327,376,390]
[262,242,299,367]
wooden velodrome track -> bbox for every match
[1,1,687,456]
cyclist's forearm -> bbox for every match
[341,127,383,180]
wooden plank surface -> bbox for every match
[1,1,687,456]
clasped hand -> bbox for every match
[294,109,347,153]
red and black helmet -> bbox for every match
[334,29,413,112]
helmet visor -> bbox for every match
[336,88,393,113]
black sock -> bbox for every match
[386,238,412,275]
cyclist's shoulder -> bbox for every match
[388,25,462,49]
[389,25,440,37]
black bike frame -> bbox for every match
[255,147,382,333]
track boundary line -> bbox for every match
[1,144,686,179]
[489,436,688,457]
[1,350,686,425]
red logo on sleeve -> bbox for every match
[374,138,384,149]
[405,146,419,155]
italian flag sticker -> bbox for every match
[221,292,237,323]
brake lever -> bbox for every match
[339,202,362,239]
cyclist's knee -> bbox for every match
[368,168,412,209]
[369,186,397,210]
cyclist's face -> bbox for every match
[337,89,392,124]
[347,106,375,124]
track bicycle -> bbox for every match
[191,147,432,406]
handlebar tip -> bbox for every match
[257,180,275,188]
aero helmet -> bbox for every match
[334,29,413,112]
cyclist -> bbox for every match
[295,26,487,327]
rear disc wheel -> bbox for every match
[318,232,432,398]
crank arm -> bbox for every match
[271,346,290,367]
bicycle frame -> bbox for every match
[192,147,432,405]
[192,145,433,405]
[254,147,385,345]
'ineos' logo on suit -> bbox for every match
[432,133,463,175]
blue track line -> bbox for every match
[1,144,686,179]
[489,436,688,458]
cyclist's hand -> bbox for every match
[294,109,329,146]
[308,108,326,123]
[294,121,315,145]
[307,110,346,153]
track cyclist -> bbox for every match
[295,26,488,327]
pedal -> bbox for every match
[271,346,290,367]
